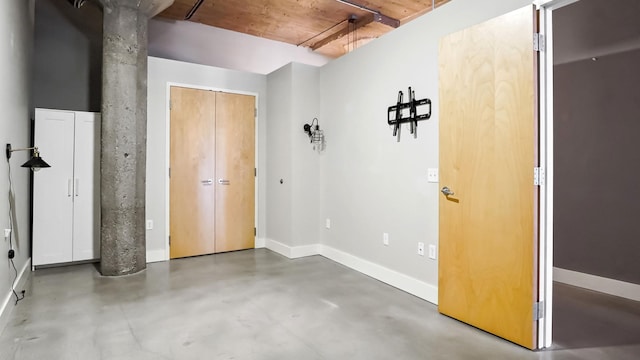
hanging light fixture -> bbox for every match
[6,144,51,171]
[303,118,325,152]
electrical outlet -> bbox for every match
[4,229,10,239]
[428,244,437,260]
[418,242,425,256]
[325,218,331,229]
[146,220,153,230]
[427,168,439,183]
[383,233,389,246]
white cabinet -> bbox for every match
[32,108,101,266]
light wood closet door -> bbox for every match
[215,92,256,253]
[438,6,539,349]
[170,86,217,259]
[170,88,256,258]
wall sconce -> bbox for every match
[6,144,51,171]
[303,118,325,152]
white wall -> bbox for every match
[317,0,531,291]
[266,63,321,248]
[149,19,331,75]
[146,57,267,261]
[0,0,34,320]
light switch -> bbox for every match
[146,220,153,230]
[427,168,439,183]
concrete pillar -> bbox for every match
[98,0,173,276]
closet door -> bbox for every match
[33,109,75,266]
[169,86,217,258]
[215,92,255,253]
[169,88,256,258]
[72,112,101,261]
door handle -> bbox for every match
[218,179,230,185]
[201,179,213,185]
[441,186,455,196]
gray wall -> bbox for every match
[33,0,102,112]
[316,0,531,288]
[554,49,640,285]
[0,0,34,320]
[266,65,294,246]
[266,63,321,248]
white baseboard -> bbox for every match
[146,249,167,263]
[0,257,31,334]
[320,246,438,305]
[264,239,319,259]
[554,267,640,302]
[263,241,438,305]
[255,238,266,249]
[292,244,322,258]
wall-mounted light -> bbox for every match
[67,0,86,8]
[6,144,51,171]
[303,118,325,152]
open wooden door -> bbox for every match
[438,6,540,349]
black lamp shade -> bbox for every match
[21,155,50,169]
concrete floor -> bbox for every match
[0,249,639,359]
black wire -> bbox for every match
[10,258,24,305]
[7,159,25,305]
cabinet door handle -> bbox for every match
[68,179,72,197]
[75,179,79,197]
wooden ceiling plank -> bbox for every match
[157,0,449,58]
[310,12,374,50]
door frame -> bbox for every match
[163,82,260,261]
[534,0,581,349]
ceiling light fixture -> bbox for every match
[185,0,205,20]
[67,0,86,8]
[334,0,400,28]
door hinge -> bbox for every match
[254,227,256,236]
[169,100,172,111]
[168,167,171,178]
[255,108,258,117]
[533,33,545,52]
[255,168,257,177]
[534,167,545,186]
[534,301,545,321]
[168,236,171,246]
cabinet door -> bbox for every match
[33,109,75,266]
[72,112,101,261]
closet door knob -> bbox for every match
[218,179,230,185]
[201,179,213,185]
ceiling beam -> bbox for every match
[310,13,375,50]
[335,0,399,28]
